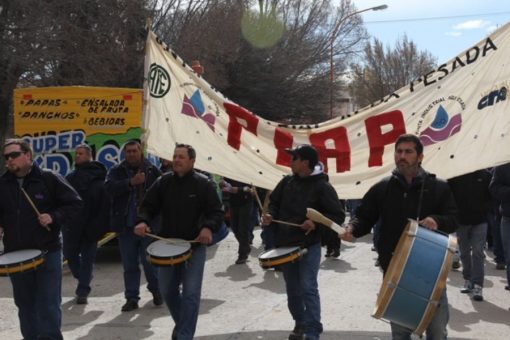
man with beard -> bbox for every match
[342,134,458,339]
[0,138,82,339]
[64,144,108,304]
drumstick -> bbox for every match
[145,233,200,244]
[252,184,264,212]
[20,188,50,231]
[273,219,303,227]
[306,208,347,237]
[253,188,301,228]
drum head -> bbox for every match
[0,249,42,266]
[146,239,191,258]
[259,246,300,260]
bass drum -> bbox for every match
[372,220,456,336]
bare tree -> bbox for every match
[0,0,370,161]
[349,35,437,109]
[151,0,369,122]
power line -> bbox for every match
[365,11,510,24]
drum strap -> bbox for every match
[415,176,427,221]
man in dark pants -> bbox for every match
[220,178,253,264]
[262,144,345,340]
[342,134,458,340]
[105,140,162,312]
[0,138,82,339]
[64,144,108,304]
[134,143,223,340]
[490,162,510,296]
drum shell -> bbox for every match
[373,220,455,336]
[0,249,45,276]
[146,240,192,266]
[258,246,304,269]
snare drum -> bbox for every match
[372,220,456,336]
[146,239,192,266]
[258,246,307,269]
[0,249,45,276]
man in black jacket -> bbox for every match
[134,143,223,340]
[105,140,162,312]
[343,134,458,339]
[64,144,108,304]
[448,170,491,301]
[0,138,82,340]
[489,162,510,295]
[261,144,345,340]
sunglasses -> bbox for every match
[3,151,25,160]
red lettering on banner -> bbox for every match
[274,128,294,166]
[365,110,406,166]
[309,127,351,173]
[224,103,259,150]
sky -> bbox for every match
[352,0,510,64]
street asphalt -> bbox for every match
[0,227,509,339]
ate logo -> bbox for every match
[149,63,171,98]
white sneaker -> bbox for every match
[473,285,483,301]
[460,280,473,293]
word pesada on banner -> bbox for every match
[13,24,510,198]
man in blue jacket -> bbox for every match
[261,144,345,340]
[134,143,223,340]
[0,138,82,340]
[105,140,162,312]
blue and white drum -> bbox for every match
[372,219,456,336]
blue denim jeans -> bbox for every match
[282,242,322,340]
[10,250,63,340]
[390,288,449,340]
[158,244,206,340]
[63,240,98,297]
[457,222,487,286]
[501,216,510,285]
[118,231,159,300]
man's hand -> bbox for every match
[130,170,146,186]
[38,213,53,228]
[261,213,273,226]
[134,222,150,236]
[196,227,212,245]
[301,219,316,235]
[340,224,356,242]
[419,217,438,230]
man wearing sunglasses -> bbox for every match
[0,138,82,340]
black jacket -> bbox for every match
[490,162,510,217]
[105,159,161,231]
[0,165,82,252]
[448,169,491,225]
[65,161,108,242]
[268,172,345,248]
[137,170,223,240]
[352,168,458,273]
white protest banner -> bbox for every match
[143,24,510,198]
